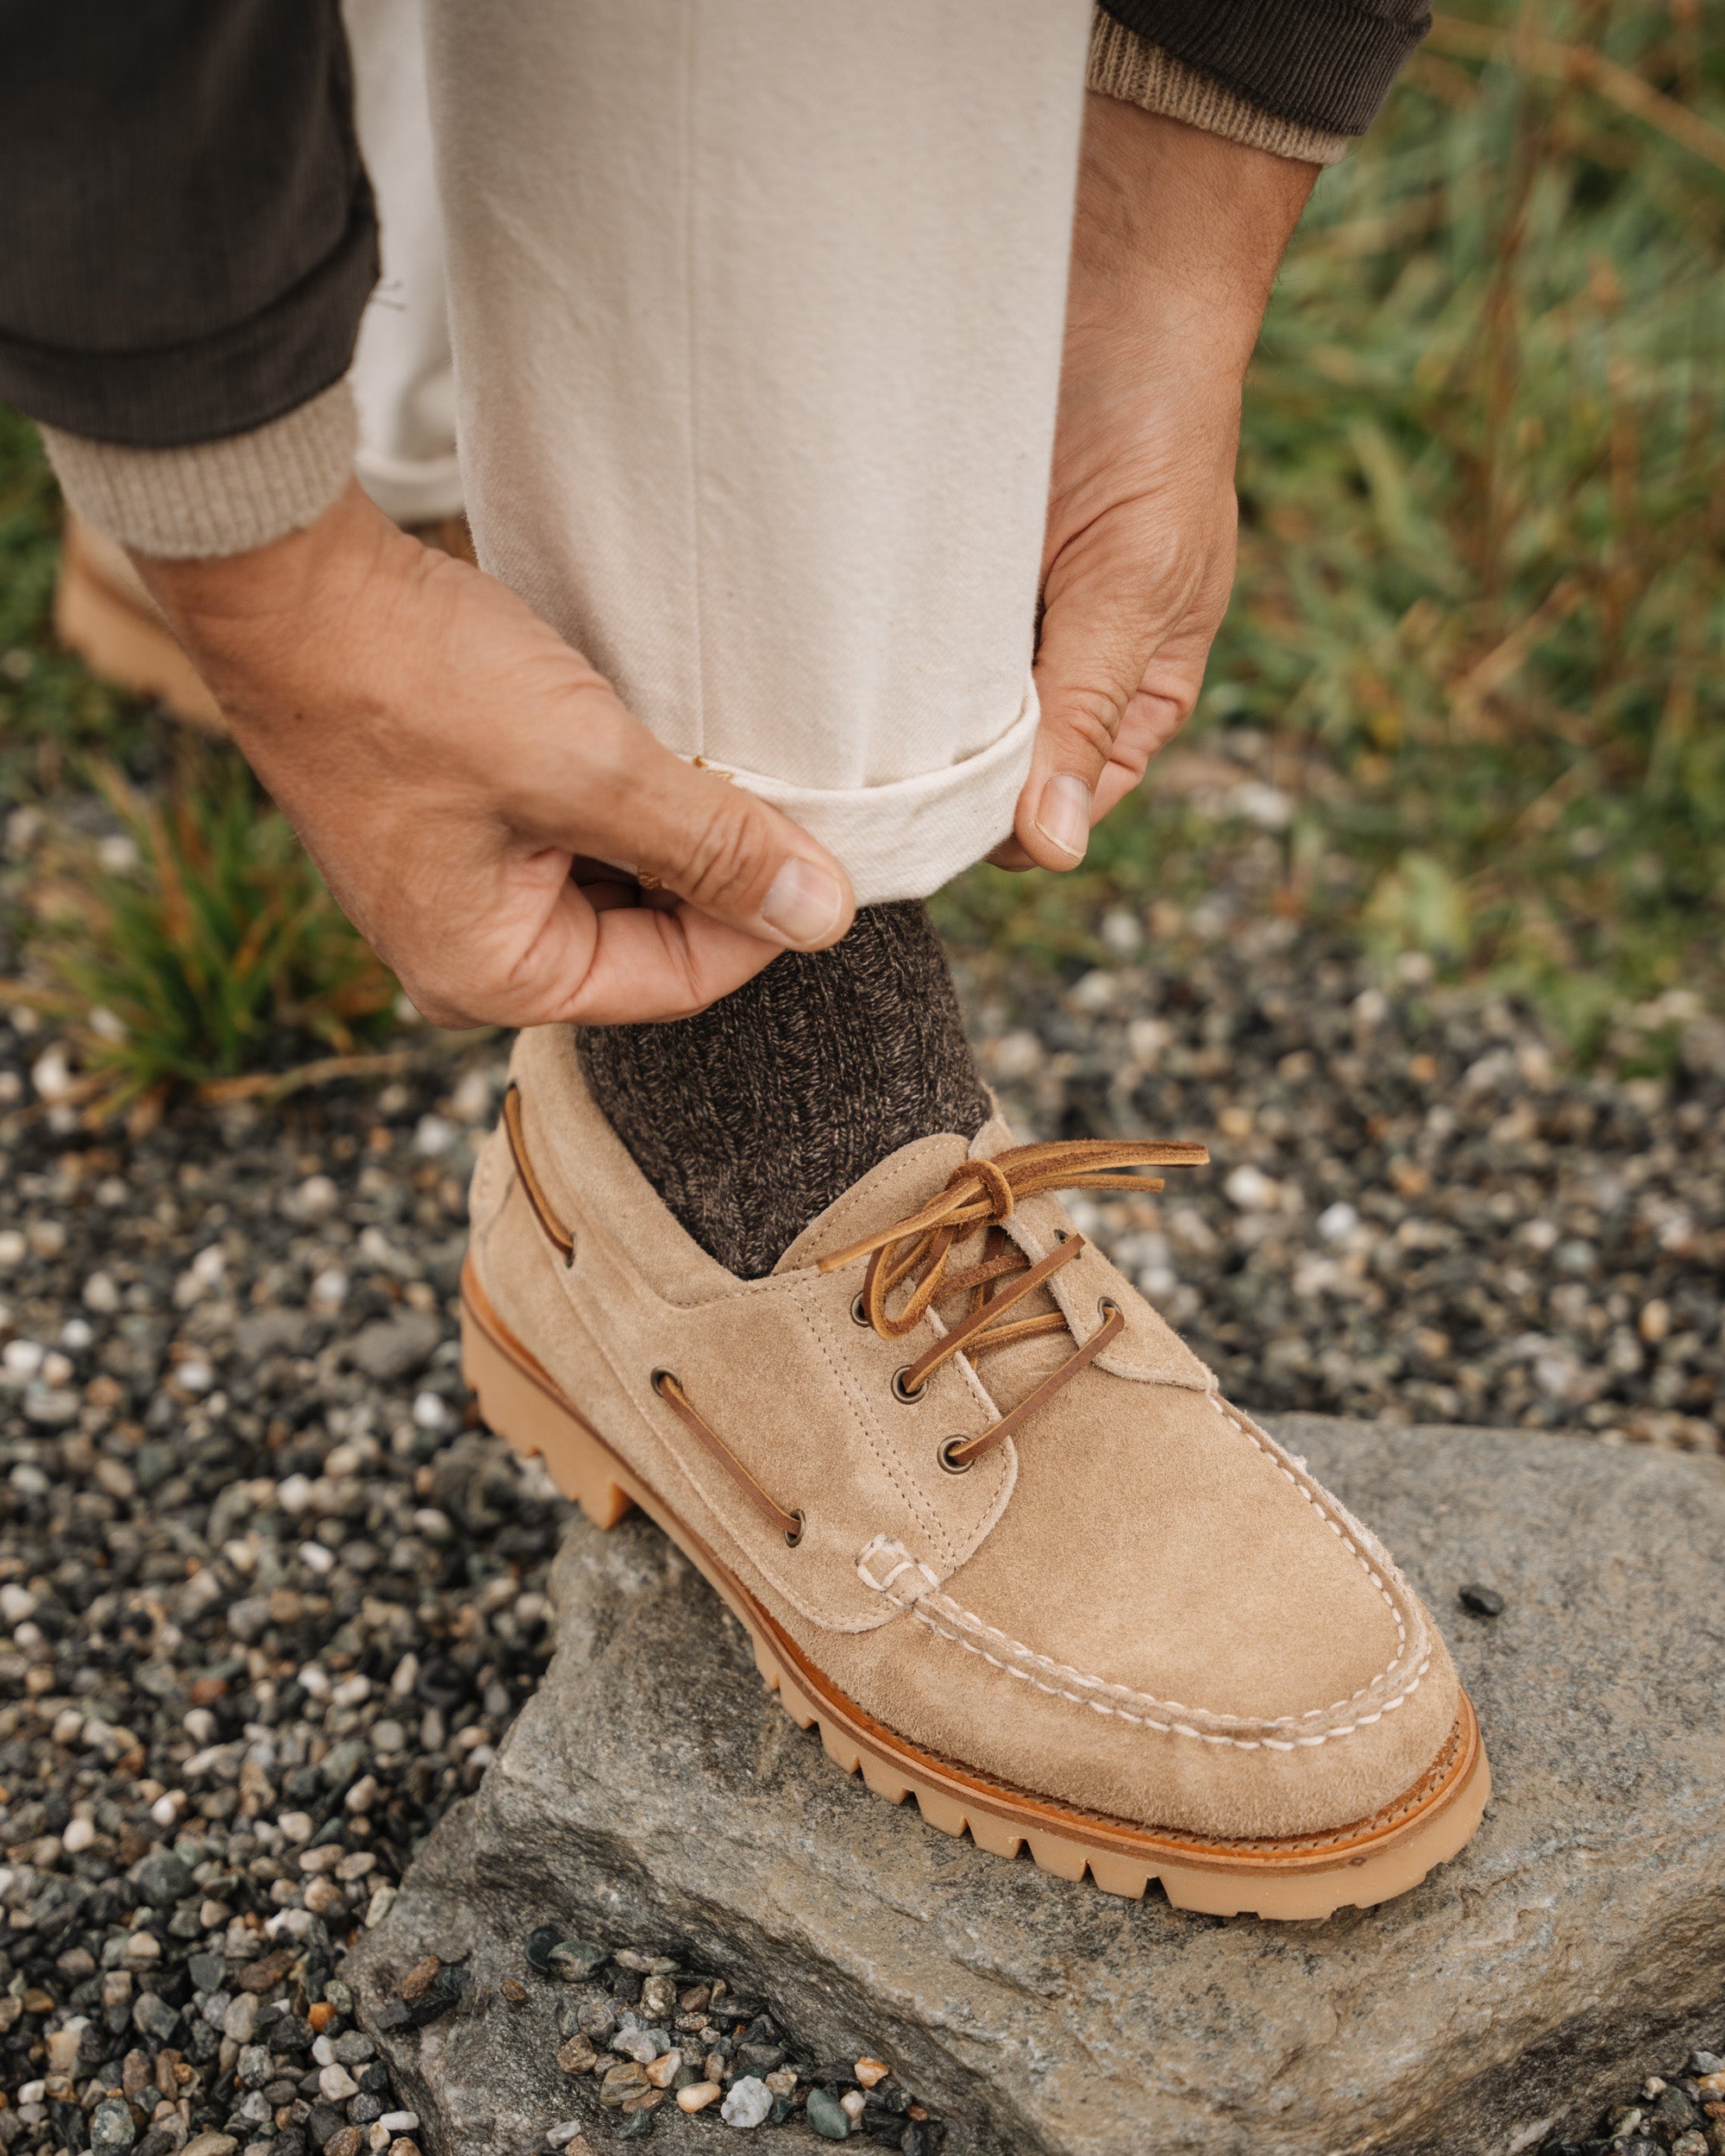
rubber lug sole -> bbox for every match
[461,1263,1490,1918]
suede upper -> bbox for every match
[468,1025,1461,1841]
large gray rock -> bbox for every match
[348,1419,1725,2156]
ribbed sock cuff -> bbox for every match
[1088,13,1352,166]
[40,380,357,561]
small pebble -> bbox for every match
[677,2084,723,2115]
[1458,1584,1507,1617]
[721,2078,774,2130]
[840,2090,867,2123]
[806,2087,852,2140]
[854,2058,889,2089]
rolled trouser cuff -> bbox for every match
[719,680,1040,907]
[40,379,356,561]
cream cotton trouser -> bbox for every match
[423,0,1094,904]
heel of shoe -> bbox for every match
[461,1295,633,1531]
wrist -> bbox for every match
[1073,92,1317,378]
[130,481,404,699]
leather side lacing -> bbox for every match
[818,1140,1207,1467]
[501,1085,1206,1542]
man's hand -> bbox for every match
[133,484,856,1026]
[997,95,1318,871]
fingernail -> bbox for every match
[1034,774,1092,863]
[761,858,845,946]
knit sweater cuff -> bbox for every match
[1088,14,1352,166]
[39,380,356,561]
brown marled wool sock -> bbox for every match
[575,900,991,1280]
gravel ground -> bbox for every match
[961,910,1725,1456]
[0,912,1722,2156]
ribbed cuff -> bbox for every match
[39,380,357,561]
[1088,14,1351,166]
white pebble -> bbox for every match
[289,1174,342,1224]
[298,1541,336,1576]
[720,2078,773,2129]
[31,1049,74,1103]
[183,1708,216,1745]
[677,2084,722,2114]
[0,1232,23,1269]
[61,1816,95,1853]
[0,1583,36,1624]
[379,2114,419,2134]
[176,1358,214,1395]
[411,1391,450,1432]
[277,1811,315,1844]
[3,1339,43,1382]
[841,2090,866,2122]
[413,1114,455,1157]
[310,1267,349,1310]
[331,1673,371,1707]
[1316,1201,1359,1243]
[448,1069,493,1123]
[1224,1164,1278,1213]
[277,1474,314,1515]
[319,2064,360,2102]
[58,1318,93,1351]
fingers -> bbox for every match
[527,706,857,955]
[1011,589,1160,873]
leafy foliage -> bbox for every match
[9,754,398,1118]
[937,0,1725,1052]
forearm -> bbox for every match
[1068,93,1318,387]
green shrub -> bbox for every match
[8,751,398,1118]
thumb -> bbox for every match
[578,720,857,952]
[1012,594,1157,873]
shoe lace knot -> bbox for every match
[818,1137,1208,1468]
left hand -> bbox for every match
[995,94,1319,872]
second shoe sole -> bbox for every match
[461,1260,1490,1919]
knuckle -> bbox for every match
[1051,683,1126,762]
[675,799,775,912]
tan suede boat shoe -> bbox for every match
[461,1026,1490,1917]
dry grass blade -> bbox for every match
[1427,11,1725,172]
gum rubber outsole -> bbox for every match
[460,1261,1490,1919]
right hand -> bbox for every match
[133,483,856,1027]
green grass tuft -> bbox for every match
[7,752,398,1119]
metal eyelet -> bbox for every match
[937,1438,973,1476]
[650,1368,676,1397]
[783,1510,806,1548]
[891,1366,926,1406]
[1097,1296,1120,1321]
[850,1293,871,1327]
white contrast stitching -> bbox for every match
[856,1534,940,1608]
[855,1388,1432,1749]
[910,1608,1432,1752]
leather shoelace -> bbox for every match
[816,1138,1208,1470]
[502,1088,1207,1543]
